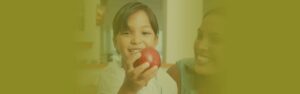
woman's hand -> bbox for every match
[118,53,158,94]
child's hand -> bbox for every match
[118,53,158,94]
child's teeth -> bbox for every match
[129,49,140,53]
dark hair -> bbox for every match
[112,1,159,39]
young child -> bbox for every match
[98,1,176,94]
[167,9,225,94]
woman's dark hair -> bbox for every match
[112,1,159,39]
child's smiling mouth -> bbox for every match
[128,48,143,54]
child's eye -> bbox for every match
[120,31,130,35]
[142,31,152,35]
[122,32,129,35]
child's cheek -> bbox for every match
[116,41,127,59]
[144,38,156,48]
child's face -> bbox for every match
[114,10,158,61]
[194,14,224,75]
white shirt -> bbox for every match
[97,60,177,94]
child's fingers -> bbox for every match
[140,66,158,81]
[125,53,141,71]
[133,63,150,78]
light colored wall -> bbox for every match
[165,0,203,63]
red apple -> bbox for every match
[134,47,161,68]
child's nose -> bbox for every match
[130,35,142,45]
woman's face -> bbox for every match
[114,10,158,61]
[194,14,224,75]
